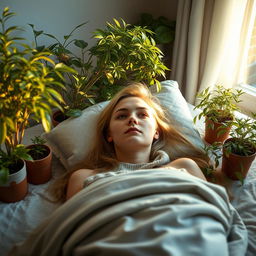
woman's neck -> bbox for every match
[115,147,151,164]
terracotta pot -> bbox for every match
[25,144,52,185]
[0,160,28,203]
[204,118,231,144]
[52,110,68,127]
[222,140,256,180]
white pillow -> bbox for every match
[43,80,204,171]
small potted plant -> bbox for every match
[25,136,52,185]
[194,85,244,144]
[0,7,70,202]
[0,145,32,203]
[222,114,256,182]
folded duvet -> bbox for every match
[9,168,248,256]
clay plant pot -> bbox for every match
[52,110,68,127]
[204,118,232,144]
[222,139,256,180]
[0,160,28,203]
[25,144,52,185]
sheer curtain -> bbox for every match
[171,0,256,104]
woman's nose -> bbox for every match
[128,116,138,125]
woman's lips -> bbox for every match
[125,127,141,134]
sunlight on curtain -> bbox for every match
[171,0,256,108]
[236,0,256,88]
[200,0,248,90]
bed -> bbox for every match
[0,80,255,256]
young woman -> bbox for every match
[10,83,246,256]
[50,82,209,202]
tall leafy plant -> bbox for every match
[29,18,169,113]
[0,7,72,182]
[29,22,92,117]
[91,19,169,101]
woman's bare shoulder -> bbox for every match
[66,168,98,200]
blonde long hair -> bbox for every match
[49,82,209,202]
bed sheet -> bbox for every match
[189,106,256,256]
[0,107,255,256]
[0,125,64,256]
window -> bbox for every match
[244,16,256,90]
[237,6,256,116]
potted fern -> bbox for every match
[194,85,244,144]
[0,7,70,202]
[222,114,256,182]
[29,19,169,125]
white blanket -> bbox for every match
[9,169,247,256]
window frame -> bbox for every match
[236,83,256,116]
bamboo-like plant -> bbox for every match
[0,7,73,183]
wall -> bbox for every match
[0,0,177,52]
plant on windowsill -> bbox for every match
[0,7,71,202]
[30,19,169,125]
[25,136,52,185]
[193,85,244,144]
[222,114,256,183]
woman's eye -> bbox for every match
[116,114,127,120]
[138,112,148,118]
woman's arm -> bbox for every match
[66,169,97,200]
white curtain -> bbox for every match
[171,0,256,104]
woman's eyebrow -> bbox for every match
[115,107,148,113]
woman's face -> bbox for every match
[108,96,159,151]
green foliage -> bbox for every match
[91,19,169,101]
[0,144,32,184]
[31,135,46,145]
[224,114,256,156]
[202,142,222,177]
[194,85,244,124]
[135,13,175,44]
[30,18,168,110]
[29,22,92,116]
[28,136,49,160]
[0,7,71,182]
